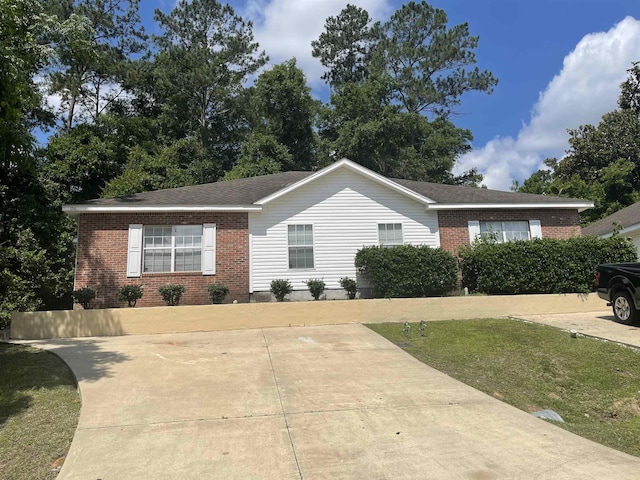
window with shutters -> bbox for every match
[143,225,203,273]
[479,221,531,243]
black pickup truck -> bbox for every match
[596,263,640,325]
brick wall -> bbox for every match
[438,209,582,255]
[75,212,250,308]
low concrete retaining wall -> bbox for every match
[10,293,607,340]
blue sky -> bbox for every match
[141,1,640,190]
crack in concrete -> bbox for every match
[262,328,304,480]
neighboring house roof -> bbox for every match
[582,201,640,237]
[62,159,593,215]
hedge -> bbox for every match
[355,245,458,298]
[459,236,637,294]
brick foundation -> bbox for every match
[74,212,250,308]
[438,209,582,255]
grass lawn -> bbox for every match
[0,343,80,480]
[368,318,640,458]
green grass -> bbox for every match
[0,343,81,480]
[368,318,640,457]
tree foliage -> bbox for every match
[44,0,147,131]
[1,0,76,325]
[313,1,494,184]
[517,63,640,225]
[153,0,267,150]
[377,1,498,116]
[311,4,381,86]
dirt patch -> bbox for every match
[612,398,640,418]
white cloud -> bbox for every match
[455,16,640,191]
[242,0,392,91]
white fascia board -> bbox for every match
[598,222,640,239]
[427,202,594,212]
[255,158,436,206]
[62,204,262,215]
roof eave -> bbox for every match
[587,222,640,238]
[62,204,262,217]
[427,202,594,212]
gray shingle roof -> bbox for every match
[582,201,640,236]
[78,168,588,208]
[391,178,584,205]
[85,171,313,206]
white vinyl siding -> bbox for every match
[249,168,439,292]
[378,223,403,246]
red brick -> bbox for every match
[438,209,581,256]
[74,212,249,308]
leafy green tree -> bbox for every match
[44,0,147,131]
[619,61,640,115]
[0,0,76,324]
[314,2,494,183]
[102,138,211,197]
[311,4,382,86]
[249,59,318,171]
[224,132,294,180]
[319,76,478,183]
[153,0,267,152]
[377,1,498,116]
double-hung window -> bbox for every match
[143,225,203,272]
[378,223,403,247]
[288,224,314,269]
[127,223,216,277]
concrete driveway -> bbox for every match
[518,309,640,348]
[31,324,640,479]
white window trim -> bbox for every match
[126,224,216,276]
[287,224,315,270]
[378,223,403,247]
[469,219,542,243]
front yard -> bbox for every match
[0,343,80,480]
[368,318,640,457]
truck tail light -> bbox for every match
[595,271,601,286]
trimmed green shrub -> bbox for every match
[72,287,96,309]
[355,245,458,298]
[207,284,230,304]
[306,279,326,300]
[340,277,358,299]
[459,235,637,294]
[270,279,293,302]
[118,285,143,307]
[158,284,186,306]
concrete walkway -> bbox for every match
[518,309,640,348]
[28,324,640,479]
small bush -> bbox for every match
[158,284,186,306]
[118,285,143,307]
[306,279,326,300]
[207,284,230,304]
[459,235,637,294]
[72,287,96,309]
[355,245,458,298]
[340,277,358,299]
[270,279,293,302]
